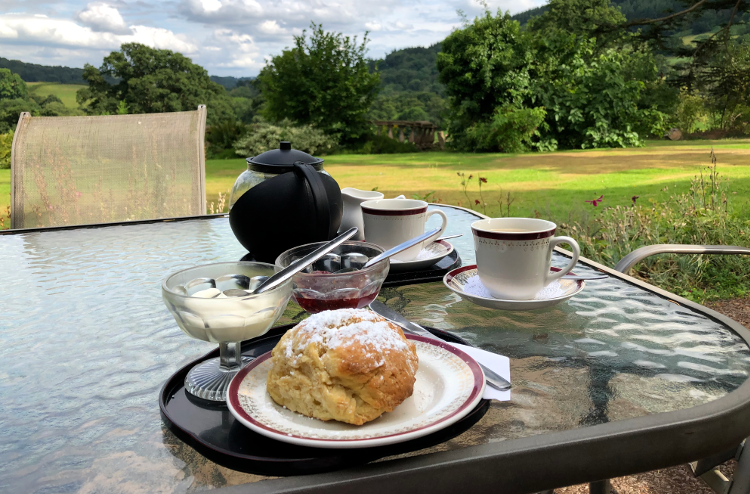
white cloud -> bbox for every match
[258,20,284,35]
[199,0,222,12]
[183,0,263,23]
[0,0,549,76]
[210,28,263,69]
[0,13,197,53]
[76,2,131,35]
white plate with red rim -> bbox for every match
[388,240,454,272]
[444,265,585,311]
[226,334,485,449]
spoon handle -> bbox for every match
[364,228,442,269]
[253,227,359,294]
[562,274,608,281]
[436,234,463,241]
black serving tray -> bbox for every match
[160,323,488,476]
[382,249,460,287]
[239,249,460,288]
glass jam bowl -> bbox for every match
[162,262,292,401]
[275,241,389,314]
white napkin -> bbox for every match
[393,195,406,199]
[451,343,511,401]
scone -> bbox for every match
[266,308,419,425]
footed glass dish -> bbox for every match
[275,241,389,313]
[162,262,292,401]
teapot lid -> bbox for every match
[246,141,324,173]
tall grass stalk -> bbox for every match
[559,150,749,302]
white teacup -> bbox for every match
[361,199,448,261]
[471,218,580,300]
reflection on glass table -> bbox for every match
[0,205,748,494]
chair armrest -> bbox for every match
[614,245,750,274]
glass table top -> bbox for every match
[0,206,748,493]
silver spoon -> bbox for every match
[562,274,607,281]
[363,228,442,269]
[228,227,359,296]
[436,234,462,241]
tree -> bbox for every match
[437,13,535,136]
[77,43,233,125]
[257,23,381,143]
[0,98,38,133]
[698,40,750,129]
[437,10,667,151]
[528,0,627,47]
[0,68,28,100]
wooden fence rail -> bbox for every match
[371,120,445,150]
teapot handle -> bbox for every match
[294,162,331,240]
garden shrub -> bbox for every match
[675,87,708,134]
[463,105,547,153]
[0,129,11,169]
[234,119,338,156]
[206,119,248,157]
[559,152,750,302]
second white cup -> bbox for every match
[361,199,448,261]
[472,217,580,300]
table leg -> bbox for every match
[589,479,612,493]
[729,441,750,494]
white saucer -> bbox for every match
[443,265,585,311]
[226,334,485,449]
[388,240,454,272]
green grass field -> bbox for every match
[206,139,750,222]
[27,83,86,108]
[4,139,750,228]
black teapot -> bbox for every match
[228,142,343,263]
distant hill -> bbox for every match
[370,43,444,95]
[1,56,255,91]
[0,57,86,84]
[511,0,750,35]
[210,75,254,90]
[366,43,447,126]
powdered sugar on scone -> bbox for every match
[267,308,419,425]
[282,309,415,371]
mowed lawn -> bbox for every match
[207,139,750,221]
[26,83,86,108]
[3,139,750,226]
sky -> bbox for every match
[0,0,546,77]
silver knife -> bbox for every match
[369,300,511,391]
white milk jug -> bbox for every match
[339,188,384,240]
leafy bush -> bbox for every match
[206,119,248,155]
[0,129,12,169]
[234,119,338,156]
[675,87,708,134]
[463,105,547,153]
[559,152,750,302]
[209,148,242,160]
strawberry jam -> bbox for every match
[294,291,379,313]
